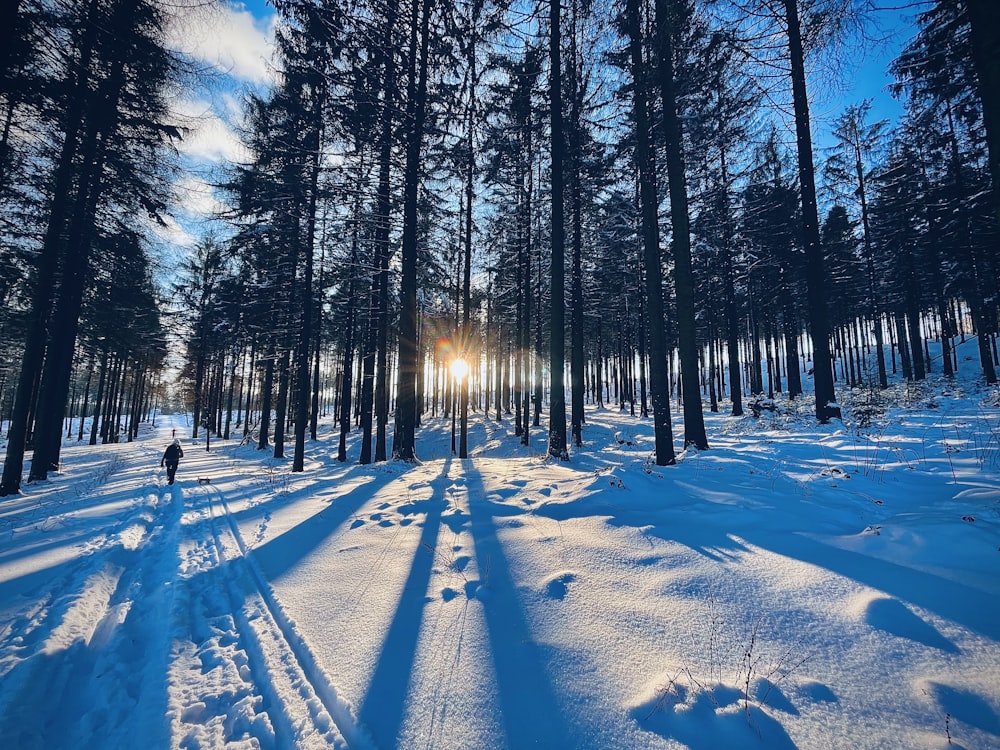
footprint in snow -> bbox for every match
[544,572,577,600]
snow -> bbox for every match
[1,345,999,749]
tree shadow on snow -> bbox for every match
[249,470,398,581]
[461,464,573,748]
[357,459,452,748]
[541,491,996,644]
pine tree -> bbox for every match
[547,0,568,460]
[622,0,676,465]
[825,102,889,388]
[781,0,838,421]
[654,0,708,449]
[394,0,435,461]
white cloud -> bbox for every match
[165,1,277,85]
[171,98,249,164]
[150,213,198,252]
[173,176,229,219]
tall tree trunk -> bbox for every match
[625,0,675,465]
[719,152,744,416]
[518,53,533,446]
[547,0,568,459]
[88,345,108,446]
[375,238,389,462]
[339,161,364,461]
[393,0,433,461]
[460,23,478,460]
[783,0,838,421]
[569,0,585,447]
[359,283,377,464]
[654,0,707,450]
[258,354,274,450]
[895,315,912,381]
[855,140,888,389]
[273,349,290,458]
[224,351,237,440]
[783,304,802,397]
[77,350,95,441]
[293,103,322,472]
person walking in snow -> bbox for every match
[161,439,184,485]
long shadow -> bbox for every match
[357,459,451,748]
[0,554,91,604]
[735,527,999,642]
[0,486,178,750]
[554,495,996,643]
[463,463,572,748]
[534,493,752,564]
[205,461,360,525]
[0,480,175,612]
[250,471,397,581]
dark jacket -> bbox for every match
[161,443,183,466]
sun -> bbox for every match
[450,358,469,380]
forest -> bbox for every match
[1,0,999,494]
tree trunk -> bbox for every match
[569,0,585,447]
[293,98,322,472]
[654,0,707,450]
[274,349,290,458]
[258,355,274,450]
[460,25,478,460]
[547,0,568,459]
[77,350,95,441]
[625,0,675,465]
[783,0,838,421]
[393,0,433,461]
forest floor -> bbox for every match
[1,343,999,749]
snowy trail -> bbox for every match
[167,451,365,750]
[0,442,179,748]
[0,427,364,749]
[1,366,999,750]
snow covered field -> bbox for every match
[1,359,999,749]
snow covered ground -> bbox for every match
[1,349,999,749]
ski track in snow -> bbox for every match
[0,438,362,749]
[1,353,999,750]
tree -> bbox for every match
[394,0,435,461]
[742,133,805,399]
[547,0,568,460]
[825,102,889,388]
[175,237,227,442]
[868,137,929,382]
[781,0,838,421]
[622,0,676,465]
[653,0,708,449]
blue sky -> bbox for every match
[217,0,916,151]
[159,0,916,250]
[159,0,278,249]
